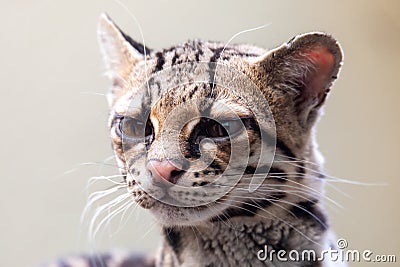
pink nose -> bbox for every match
[147,160,183,185]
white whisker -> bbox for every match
[81,185,126,225]
[112,0,151,96]
[89,193,131,241]
[87,174,126,188]
[212,23,272,95]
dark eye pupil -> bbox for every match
[190,118,229,143]
[207,120,228,137]
[145,122,152,137]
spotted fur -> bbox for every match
[42,14,346,267]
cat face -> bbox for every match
[98,14,342,226]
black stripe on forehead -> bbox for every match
[210,47,224,63]
[153,83,214,113]
[208,48,222,90]
[154,52,165,72]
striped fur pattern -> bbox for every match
[45,14,345,267]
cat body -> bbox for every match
[43,14,346,267]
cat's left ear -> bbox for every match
[253,32,343,126]
[98,13,149,80]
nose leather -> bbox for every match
[147,160,182,185]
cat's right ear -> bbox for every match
[250,32,343,127]
[98,13,148,104]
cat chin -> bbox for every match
[146,201,225,227]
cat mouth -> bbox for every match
[133,190,210,210]
[132,178,232,207]
[132,189,226,226]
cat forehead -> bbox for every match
[151,39,265,66]
[111,39,269,115]
[115,82,253,119]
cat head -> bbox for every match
[98,14,342,226]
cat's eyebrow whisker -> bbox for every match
[112,0,151,96]
[212,23,271,95]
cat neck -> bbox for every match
[158,212,329,267]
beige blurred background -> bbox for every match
[1,0,399,266]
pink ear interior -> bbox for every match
[300,46,336,100]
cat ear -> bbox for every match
[254,32,343,125]
[98,13,148,79]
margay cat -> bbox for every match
[46,14,346,267]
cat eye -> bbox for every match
[118,116,153,141]
[192,118,244,142]
[207,119,242,138]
